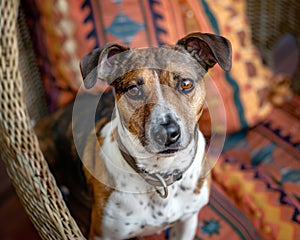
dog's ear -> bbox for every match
[80,43,129,89]
[177,32,232,71]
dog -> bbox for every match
[35,32,232,240]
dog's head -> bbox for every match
[80,32,231,174]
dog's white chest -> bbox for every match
[95,119,208,239]
[101,175,209,239]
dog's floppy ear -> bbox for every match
[80,43,129,89]
[177,32,232,71]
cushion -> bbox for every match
[214,96,300,239]
[198,0,273,133]
[23,0,274,132]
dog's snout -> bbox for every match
[152,117,181,146]
[164,121,181,145]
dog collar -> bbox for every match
[117,128,199,199]
[118,148,184,198]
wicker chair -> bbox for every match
[0,0,299,239]
[0,1,84,239]
[247,0,300,93]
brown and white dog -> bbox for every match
[36,32,231,240]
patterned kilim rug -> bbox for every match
[210,96,300,240]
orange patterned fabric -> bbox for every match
[203,0,273,133]
[213,96,300,240]
[25,0,273,133]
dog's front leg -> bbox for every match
[169,213,198,240]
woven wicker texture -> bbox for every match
[247,0,300,93]
[0,1,85,239]
[247,0,300,65]
[17,8,48,122]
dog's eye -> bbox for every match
[126,85,143,99]
[178,78,194,93]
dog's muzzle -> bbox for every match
[151,119,181,147]
[149,113,182,154]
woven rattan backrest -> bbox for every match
[247,0,300,93]
[0,1,85,239]
[17,7,48,123]
[247,0,300,67]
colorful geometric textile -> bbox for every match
[23,0,274,133]
[215,96,300,239]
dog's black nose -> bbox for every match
[164,121,181,145]
[152,119,181,146]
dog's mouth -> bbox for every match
[152,136,193,156]
[158,148,179,155]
